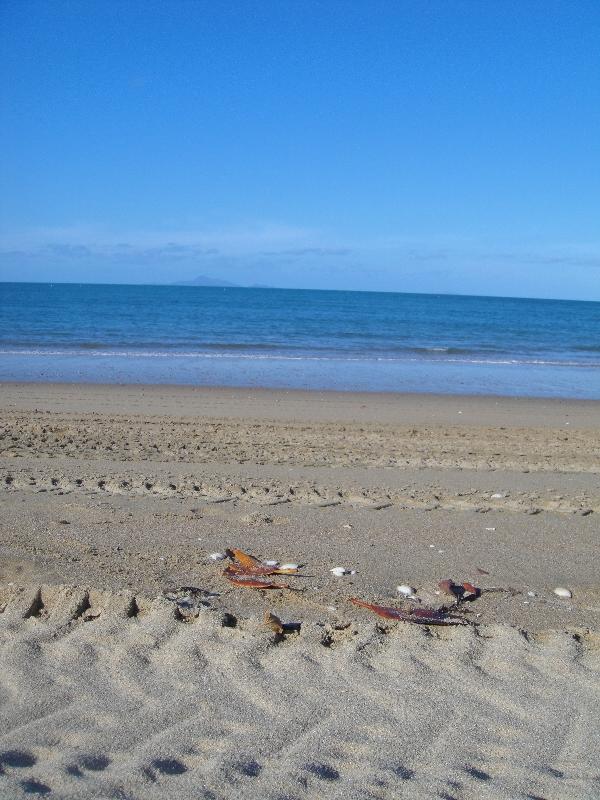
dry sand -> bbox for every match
[1,382,599,799]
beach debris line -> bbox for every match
[350,598,468,626]
[219,547,303,590]
[224,548,300,575]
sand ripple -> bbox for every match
[1,583,599,799]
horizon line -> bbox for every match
[0,279,598,305]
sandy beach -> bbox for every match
[1,382,599,799]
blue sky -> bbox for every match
[1,0,599,299]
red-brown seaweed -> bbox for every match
[223,567,290,589]
[350,598,467,626]
[225,548,299,576]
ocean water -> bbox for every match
[1,282,599,398]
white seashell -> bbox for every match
[553,587,572,599]
[342,524,352,529]
[330,567,350,577]
[263,559,279,567]
[209,552,226,561]
[491,493,505,499]
[485,527,496,531]
[279,562,299,571]
[397,584,415,597]
[527,591,536,597]
[429,544,435,548]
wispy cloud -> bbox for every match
[0,222,320,255]
[0,223,359,282]
[495,251,600,268]
[3,224,600,270]
[259,247,352,257]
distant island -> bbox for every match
[173,275,273,289]
[173,275,240,287]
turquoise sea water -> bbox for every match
[1,283,599,398]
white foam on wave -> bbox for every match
[1,348,598,369]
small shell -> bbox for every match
[209,552,226,561]
[491,493,505,499]
[262,559,279,567]
[330,567,349,577]
[553,587,572,599]
[397,584,415,597]
[280,562,299,571]
[485,527,496,531]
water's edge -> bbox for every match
[2,284,599,398]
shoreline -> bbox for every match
[3,354,599,401]
[2,380,600,426]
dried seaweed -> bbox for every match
[225,548,299,575]
[223,567,289,589]
[350,598,467,626]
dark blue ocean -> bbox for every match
[1,282,599,398]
